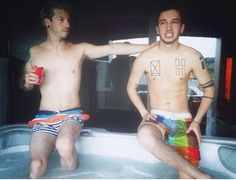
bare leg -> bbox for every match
[137,124,211,179]
[56,120,81,170]
[179,170,194,179]
[29,132,56,179]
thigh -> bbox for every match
[57,120,81,143]
[29,132,57,159]
[169,122,200,166]
[138,119,167,140]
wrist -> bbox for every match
[141,111,149,118]
[23,79,34,91]
[193,121,201,125]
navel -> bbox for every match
[166,102,171,105]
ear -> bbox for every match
[180,23,185,34]
[43,18,51,28]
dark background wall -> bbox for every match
[1,0,236,135]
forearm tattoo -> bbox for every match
[175,58,186,75]
[150,60,160,76]
[200,80,214,88]
[199,56,206,70]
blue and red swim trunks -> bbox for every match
[28,107,89,136]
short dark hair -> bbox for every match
[40,0,71,22]
[155,3,184,25]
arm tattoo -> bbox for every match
[200,80,214,88]
[150,60,160,76]
[175,58,186,75]
[199,56,206,70]
[202,96,214,100]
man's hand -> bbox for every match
[142,113,156,121]
[186,121,201,145]
[24,67,41,88]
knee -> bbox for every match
[30,159,46,179]
[56,137,75,158]
[137,126,161,149]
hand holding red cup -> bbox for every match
[34,66,44,85]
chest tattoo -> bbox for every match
[175,58,186,75]
[150,60,160,76]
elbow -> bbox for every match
[210,86,215,96]
[203,86,215,97]
[126,85,131,96]
[127,84,136,98]
[126,84,132,96]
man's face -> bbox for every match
[156,9,184,44]
[46,9,71,39]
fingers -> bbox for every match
[196,131,201,145]
[195,132,201,145]
[25,68,40,86]
[186,127,190,133]
[186,124,201,145]
[143,113,156,121]
[191,122,201,144]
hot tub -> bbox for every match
[0,124,236,179]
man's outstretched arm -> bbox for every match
[82,42,151,59]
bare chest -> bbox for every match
[33,53,83,78]
[147,57,191,82]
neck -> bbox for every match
[46,36,67,50]
[158,40,180,52]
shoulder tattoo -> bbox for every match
[199,56,206,70]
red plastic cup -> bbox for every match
[35,66,44,84]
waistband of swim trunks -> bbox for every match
[151,109,192,119]
[38,107,82,115]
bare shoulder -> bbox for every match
[180,43,203,60]
[27,44,44,62]
[24,45,41,67]
[29,44,41,54]
[73,42,94,50]
[148,41,159,48]
[68,42,94,58]
[132,47,154,68]
[29,42,49,55]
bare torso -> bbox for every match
[142,43,196,113]
[30,42,85,111]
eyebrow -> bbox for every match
[172,18,181,21]
[158,18,181,23]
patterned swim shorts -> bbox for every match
[28,107,89,136]
[138,109,200,166]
